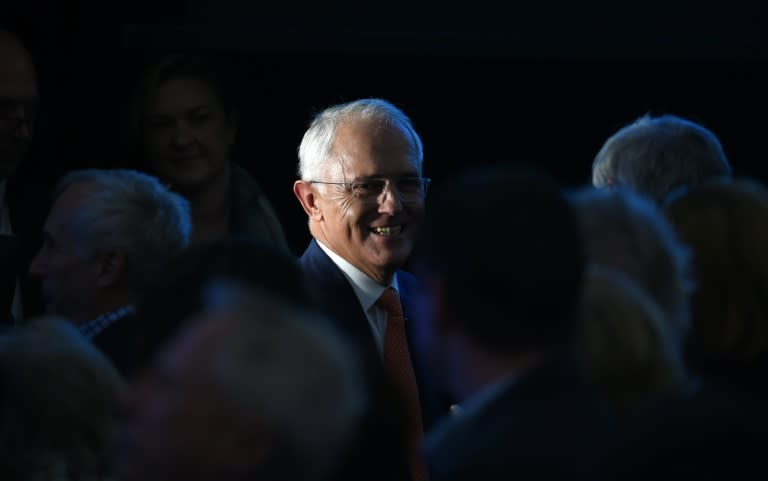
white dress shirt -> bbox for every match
[317,240,401,357]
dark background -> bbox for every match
[6,1,768,255]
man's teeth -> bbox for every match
[372,225,402,236]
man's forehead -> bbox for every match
[0,37,38,97]
[328,119,418,173]
[325,153,420,179]
[46,182,102,227]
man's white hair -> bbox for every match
[592,114,731,203]
[54,168,192,289]
[297,97,423,181]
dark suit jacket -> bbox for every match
[426,356,619,481]
[0,233,19,324]
[5,175,50,321]
[299,239,449,481]
[90,312,145,381]
[299,238,447,426]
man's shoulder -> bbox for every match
[90,311,145,379]
[297,240,357,305]
[298,240,338,278]
[428,359,620,478]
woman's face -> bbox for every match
[144,76,236,191]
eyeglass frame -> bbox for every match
[308,176,432,202]
[0,98,38,133]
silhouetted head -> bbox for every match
[412,164,585,390]
[0,28,38,178]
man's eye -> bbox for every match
[352,181,383,194]
[0,99,37,118]
[148,117,172,129]
[190,113,210,125]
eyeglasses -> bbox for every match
[0,99,38,133]
[309,176,431,203]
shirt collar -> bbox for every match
[78,304,136,340]
[316,240,400,310]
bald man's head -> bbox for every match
[0,29,38,178]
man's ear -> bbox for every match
[95,250,128,288]
[293,180,323,221]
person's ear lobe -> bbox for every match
[95,250,128,288]
[294,180,323,221]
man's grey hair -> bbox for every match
[201,282,366,481]
[568,186,694,341]
[297,97,424,181]
[592,114,732,203]
[54,168,192,289]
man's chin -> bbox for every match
[370,253,410,276]
[382,243,413,264]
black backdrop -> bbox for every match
[7,2,768,255]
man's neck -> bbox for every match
[312,236,396,286]
[73,291,136,325]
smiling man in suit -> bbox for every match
[293,98,440,481]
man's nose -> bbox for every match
[378,181,404,214]
[10,104,36,141]
[13,119,33,141]
[172,123,195,147]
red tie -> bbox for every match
[376,287,429,481]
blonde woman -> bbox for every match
[579,266,692,413]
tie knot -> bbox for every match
[375,287,402,317]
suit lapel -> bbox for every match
[299,239,380,356]
[299,239,451,429]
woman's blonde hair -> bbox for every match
[579,266,691,412]
[665,178,768,371]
